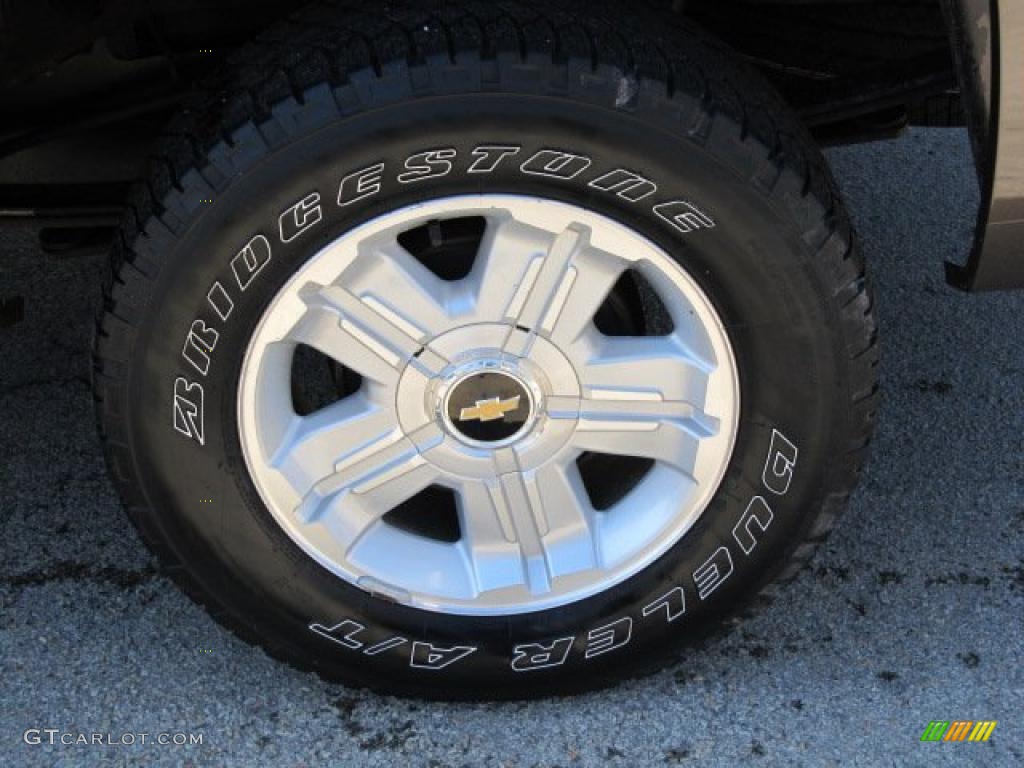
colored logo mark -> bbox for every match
[920,721,997,742]
[459,395,521,423]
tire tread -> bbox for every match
[92,0,879,696]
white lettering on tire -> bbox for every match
[641,586,686,622]
[397,148,456,184]
[362,637,408,656]
[520,149,592,179]
[181,319,219,377]
[511,637,575,671]
[310,619,365,649]
[584,617,632,658]
[309,620,409,657]
[230,234,272,291]
[279,191,322,242]
[337,162,384,206]
[409,641,476,670]
[206,281,234,322]
[732,496,774,555]
[172,377,205,445]
[467,144,520,173]
[588,168,657,201]
[652,200,716,234]
[693,546,734,601]
[762,428,799,495]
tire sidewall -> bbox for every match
[129,93,848,693]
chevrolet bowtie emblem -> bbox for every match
[459,395,521,422]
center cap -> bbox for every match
[445,370,534,445]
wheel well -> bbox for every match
[0,0,958,217]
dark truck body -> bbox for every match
[943,0,1024,290]
[0,0,1020,291]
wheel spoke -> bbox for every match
[549,395,715,433]
[475,215,626,340]
[577,336,712,404]
[314,457,442,558]
[503,224,588,334]
[497,224,625,354]
[342,241,453,338]
[289,282,447,386]
[470,214,553,324]
[456,455,598,595]
[454,479,528,594]
[295,423,444,526]
[550,335,720,475]
[529,460,600,578]
[268,395,398,497]
[543,245,624,347]
[565,414,706,477]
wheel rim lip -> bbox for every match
[236,194,741,616]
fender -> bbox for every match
[943,0,1024,291]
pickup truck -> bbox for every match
[1,0,1018,698]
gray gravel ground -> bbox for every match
[1,128,1022,768]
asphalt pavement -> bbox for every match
[1,128,1022,767]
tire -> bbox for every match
[93,0,878,699]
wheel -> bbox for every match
[93,0,877,698]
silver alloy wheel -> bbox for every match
[238,195,739,615]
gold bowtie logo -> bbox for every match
[459,395,521,422]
